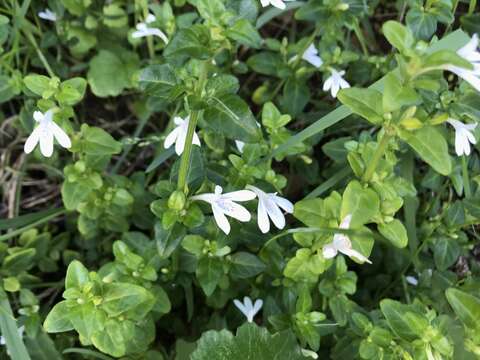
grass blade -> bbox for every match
[146,147,175,173]
[0,289,31,360]
[0,208,63,231]
[305,167,351,199]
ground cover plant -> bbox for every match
[0,0,480,359]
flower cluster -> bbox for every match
[191,185,293,235]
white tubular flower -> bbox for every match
[322,214,372,264]
[246,185,293,234]
[24,109,71,158]
[0,326,24,345]
[235,140,246,153]
[446,34,480,92]
[191,185,256,235]
[260,0,295,9]
[233,296,263,323]
[164,116,200,156]
[323,68,350,98]
[132,13,168,44]
[302,44,323,68]
[38,9,57,21]
[447,118,477,156]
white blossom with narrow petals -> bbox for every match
[405,276,418,286]
[132,13,168,43]
[301,349,319,359]
[38,9,57,21]
[260,0,289,9]
[446,34,480,92]
[302,44,323,68]
[191,186,256,235]
[246,185,293,233]
[24,109,71,158]
[323,68,350,98]
[447,118,477,156]
[322,214,372,264]
[233,296,263,322]
[164,116,201,155]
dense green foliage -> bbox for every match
[0,0,480,359]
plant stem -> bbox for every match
[176,61,209,193]
[176,110,200,193]
[353,20,369,56]
[362,132,391,183]
[462,155,472,198]
[22,29,55,77]
[469,0,477,14]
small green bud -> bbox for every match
[168,190,186,211]
[336,3,349,11]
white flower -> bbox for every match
[260,0,288,9]
[322,214,372,264]
[191,185,256,235]
[323,68,350,98]
[24,109,71,158]
[38,9,57,21]
[446,34,480,92]
[0,326,24,345]
[246,185,293,233]
[233,296,263,323]
[164,116,200,156]
[132,13,168,44]
[302,44,323,68]
[405,276,418,286]
[447,118,477,156]
[235,140,246,153]
[301,349,319,359]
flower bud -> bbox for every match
[168,190,186,211]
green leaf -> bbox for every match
[378,219,408,248]
[445,288,480,329]
[380,299,418,341]
[406,8,437,40]
[281,78,310,117]
[139,64,181,101]
[196,257,224,296]
[23,74,54,97]
[191,323,304,360]
[398,126,452,176]
[204,94,262,142]
[3,248,36,273]
[337,88,384,125]
[341,180,380,227]
[230,252,266,279]
[424,50,473,70]
[155,222,186,259]
[102,283,155,320]
[91,319,126,358]
[225,19,262,49]
[164,25,212,60]
[79,124,122,156]
[44,301,74,333]
[0,289,31,360]
[382,73,420,113]
[87,49,139,97]
[434,237,461,271]
[382,21,414,53]
[56,78,87,106]
[65,260,89,290]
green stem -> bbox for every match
[177,110,200,193]
[469,0,477,14]
[177,61,209,193]
[142,4,155,58]
[462,155,472,198]
[22,29,55,77]
[353,20,369,56]
[362,132,391,183]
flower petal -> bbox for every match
[322,243,337,259]
[164,127,179,150]
[244,297,253,312]
[192,131,201,146]
[233,299,249,317]
[39,128,54,157]
[212,203,231,234]
[264,197,286,230]
[190,193,216,204]
[221,201,251,222]
[175,126,187,155]
[342,248,372,264]
[270,0,286,9]
[257,198,270,234]
[24,126,41,154]
[252,299,263,317]
[49,121,71,149]
[33,111,44,123]
[272,195,294,213]
[223,190,256,202]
